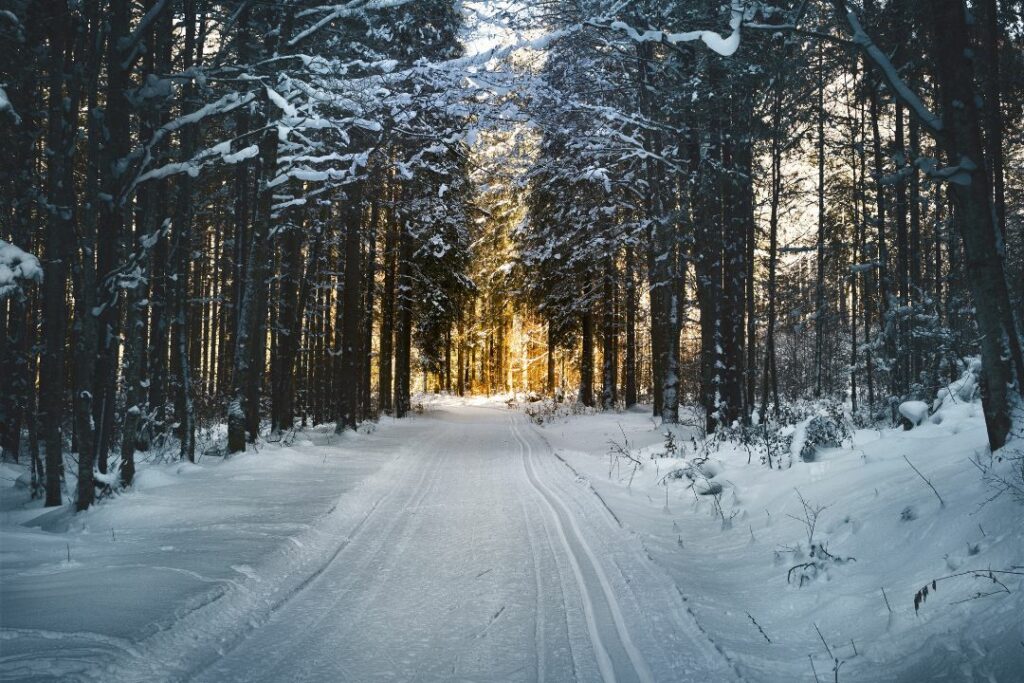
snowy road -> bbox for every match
[2,405,735,682]
[171,406,732,682]
[184,406,734,682]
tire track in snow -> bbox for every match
[510,413,655,683]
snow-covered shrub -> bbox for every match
[799,413,851,462]
[524,398,595,425]
[606,427,643,485]
[657,430,678,459]
[668,459,719,484]
[932,357,981,412]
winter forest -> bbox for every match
[1,0,1024,681]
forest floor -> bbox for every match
[1,397,1022,682]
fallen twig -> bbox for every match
[903,454,945,507]
[747,612,772,643]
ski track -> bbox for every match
[511,413,652,683]
[6,405,738,682]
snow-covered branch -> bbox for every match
[587,1,744,57]
[0,239,42,300]
[829,0,943,135]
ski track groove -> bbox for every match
[10,406,747,682]
[94,426,449,683]
[276,437,452,660]
[517,493,546,683]
[185,429,453,682]
[510,413,655,683]
[526,415,745,683]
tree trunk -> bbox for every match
[229,108,278,452]
[814,44,827,399]
[601,255,616,410]
[378,194,396,414]
[338,183,364,432]
[925,0,1023,450]
[393,223,413,418]
[271,218,303,434]
[759,79,783,422]
[624,245,638,407]
[362,196,378,419]
[579,308,594,407]
[40,4,74,506]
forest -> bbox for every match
[2,0,1023,508]
[1,0,1023,680]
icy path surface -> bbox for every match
[1,405,735,682]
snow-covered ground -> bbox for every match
[533,398,1024,682]
[1,419,428,681]
[1,395,1021,682]
[2,405,733,682]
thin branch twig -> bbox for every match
[903,455,945,507]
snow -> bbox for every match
[221,144,260,165]
[2,395,1020,681]
[899,400,930,427]
[841,6,943,134]
[0,238,43,300]
[0,424,406,680]
[265,85,298,118]
[603,1,744,57]
[0,84,20,124]
[535,399,1024,681]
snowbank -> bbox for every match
[535,400,1024,681]
[0,418,422,680]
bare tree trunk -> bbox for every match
[91,0,135,486]
[868,79,892,408]
[894,103,909,397]
[378,190,396,414]
[338,183,364,432]
[172,0,202,463]
[271,217,302,434]
[814,44,827,399]
[977,0,1007,244]
[40,4,74,506]
[362,196,378,418]
[601,254,616,410]
[393,223,413,418]
[637,42,672,420]
[624,246,637,407]
[546,321,556,395]
[925,0,1022,449]
[579,308,595,407]
[759,79,783,422]
[68,0,103,510]
[909,114,923,385]
[229,107,278,453]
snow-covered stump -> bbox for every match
[898,401,930,430]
